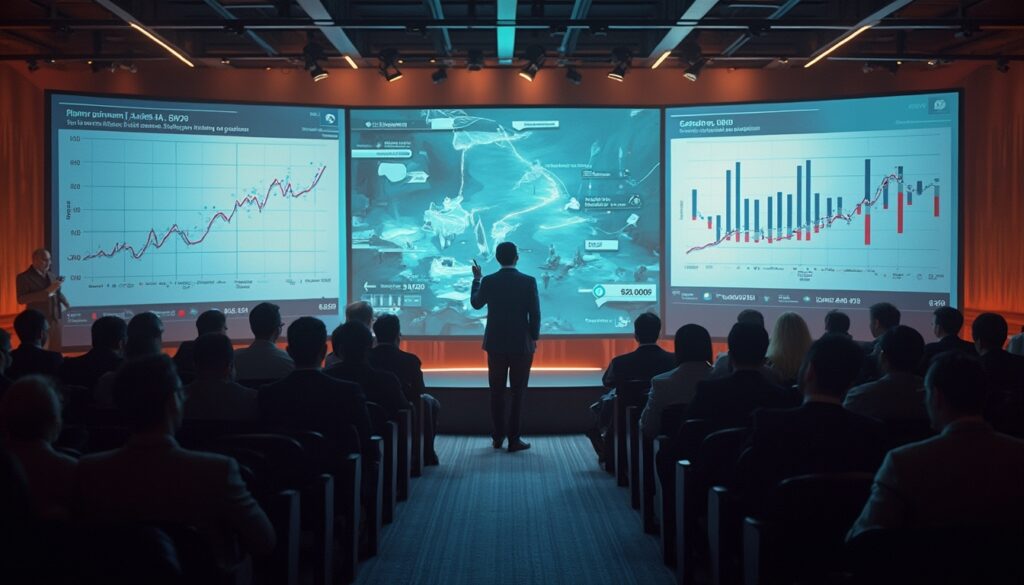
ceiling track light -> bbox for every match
[996,57,1010,73]
[343,55,359,69]
[651,50,671,70]
[519,45,546,82]
[565,66,582,85]
[26,59,39,72]
[804,24,874,69]
[608,47,632,82]
[303,37,328,82]
[683,57,706,82]
[467,49,485,71]
[378,49,403,82]
[431,67,448,84]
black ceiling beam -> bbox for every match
[721,0,802,57]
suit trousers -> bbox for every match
[46,317,63,352]
[486,352,533,441]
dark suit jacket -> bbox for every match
[369,343,426,405]
[16,266,68,321]
[602,344,677,389]
[59,348,122,391]
[470,267,540,354]
[173,339,198,383]
[919,335,976,374]
[980,349,1024,393]
[324,361,411,420]
[258,369,375,461]
[738,400,889,511]
[687,369,800,428]
[8,345,64,380]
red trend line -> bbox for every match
[83,166,327,261]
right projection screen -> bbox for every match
[665,92,960,340]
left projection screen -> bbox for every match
[49,93,346,349]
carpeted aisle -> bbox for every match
[355,435,676,585]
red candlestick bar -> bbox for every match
[897,192,904,234]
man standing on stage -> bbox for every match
[16,249,70,351]
[471,241,541,453]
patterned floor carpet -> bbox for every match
[354,435,676,585]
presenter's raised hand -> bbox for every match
[46,280,63,293]
[471,259,482,281]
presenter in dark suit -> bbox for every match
[471,242,540,453]
[16,249,69,351]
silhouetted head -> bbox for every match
[125,312,164,359]
[0,376,63,443]
[345,301,374,328]
[932,306,964,339]
[249,302,284,342]
[736,309,765,328]
[373,313,402,345]
[195,310,227,336]
[971,312,1008,354]
[925,351,987,429]
[634,312,661,344]
[673,324,712,365]
[113,354,183,434]
[332,321,374,362]
[727,322,770,370]
[91,316,127,353]
[193,333,235,379]
[286,317,328,368]
[799,334,865,399]
[495,242,518,267]
[869,302,901,339]
[824,310,851,336]
[13,309,48,348]
[879,325,925,373]
[767,312,813,382]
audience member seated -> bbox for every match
[325,301,374,368]
[972,312,1024,394]
[7,309,63,381]
[75,354,274,570]
[587,312,676,457]
[766,312,813,387]
[94,312,164,408]
[59,316,126,391]
[0,329,12,398]
[709,309,774,379]
[173,310,228,384]
[919,306,976,374]
[259,317,375,462]
[858,302,901,382]
[0,376,76,518]
[823,309,852,339]
[639,324,712,439]
[184,333,258,421]
[1009,326,1024,356]
[738,335,889,513]
[325,322,410,419]
[844,325,927,421]
[233,302,293,381]
[688,322,800,428]
[848,351,1024,539]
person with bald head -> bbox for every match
[16,249,70,351]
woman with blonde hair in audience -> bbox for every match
[0,376,76,518]
[766,312,813,387]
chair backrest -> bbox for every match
[697,427,749,487]
[176,419,265,450]
[616,379,652,409]
[659,403,688,437]
[670,418,716,462]
[366,401,389,436]
[211,434,305,493]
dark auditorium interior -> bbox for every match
[2,1,1024,584]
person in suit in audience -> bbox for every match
[470,241,540,453]
[919,306,976,374]
[370,313,441,465]
[639,324,713,439]
[586,312,675,458]
[233,302,293,382]
[0,376,76,519]
[824,310,852,339]
[16,249,70,351]
[173,310,228,385]
[687,322,800,428]
[972,313,1024,434]
[709,309,773,379]
[848,351,1024,539]
[766,312,813,387]
[738,335,889,513]
[325,301,375,368]
[858,302,901,382]
[1009,326,1024,356]
[184,333,258,421]
[845,325,928,421]
[75,354,275,569]
[93,312,164,408]
[0,329,13,398]
[259,317,375,463]
[325,322,410,419]
[7,309,63,381]
[59,316,126,392]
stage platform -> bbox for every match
[422,368,607,435]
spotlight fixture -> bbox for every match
[565,66,582,85]
[378,49,403,82]
[26,59,39,72]
[777,57,789,65]
[309,63,328,82]
[996,57,1010,73]
[926,59,938,67]
[303,38,329,82]
[431,67,448,84]
[467,49,485,71]
[608,47,632,82]
[220,57,231,65]
[683,58,706,82]
[519,45,546,82]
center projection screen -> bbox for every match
[348,108,662,337]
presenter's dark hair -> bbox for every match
[113,354,180,432]
[373,314,401,344]
[13,309,48,344]
[801,335,864,396]
[880,325,925,372]
[869,302,901,330]
[196,310,227,335]
[286,317,327,367]
[727,322,769,366]
[971,312,1008,349]
[933,306,964,336]
[824,310,851,335]
[674,324,712,364]
[736,309,765,328]
[332,322,374,360]
[91,316,127,350]
[193,333,235,373]
[249,302,283,338]
[495,242,518,266]
[634,312,661,344]
[926,351,987,414]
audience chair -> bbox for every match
[395,409,413,501]
[411,396,426,476]
[365,403,398,524]
[657,419,715,567]
[613,379,652,486]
